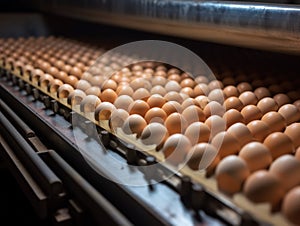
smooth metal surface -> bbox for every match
[40,0,300,54]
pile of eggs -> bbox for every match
[1,37,300,225]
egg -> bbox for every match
[239,142,272,172]
[102,79,117,90]
[85,86,101,96]
[150,85,167,96]
[109,109,129,131]
[99,89,118,103]
[181,98,197,109]
[223,97,243,111]
[165,113,188,135]
[122,114,147,137]
[240,105,262,124]
[76,79,91,91]
[254,87,271,100]
[223,109,244,129]
[180,78,196,88]
[132,88,150,101]
[227,123,252,147]
[194,83,209,96]
[64,75,79,87]
[282,186,300,225]
[164,91,184,103]
[261,111,286,132]
[184,122,210,145]
[113,95,134,112]
[205,115,226,138]
[152,76,167,86]
[278,104,300,125]
[273,93,291,107]
[140,122,168,149]
[269,155,300,192]
[239,91,258,106]
[57,84,74,99]
[39,73,54,89]
[203,101,225,118]
[181,105,206,124]
[293,99,300,112]
[116,86,134,96]
[211,131,240,158]
[165,80,181,92]
[49,79,63,94]
[237,82,252,93]
[162,134,192,166]
[162,101,182,115]
[147,94,166,108]
[208,80,223,90]
[186,143,220,175]
[257,97,279,114]
[243,170,284,209]
[194,95,209,109]
[263,132,294,159]
[194,75,209,84]
[144,107,167,124]
[223,85,239,98]
[130,77,152,91]
[296,147,300,161]
[67,89,86,106]
[95,102,116,121]
[79,95,101,112]
[247,120,271,142]
[180,87,195,98]
[215,155,250,195]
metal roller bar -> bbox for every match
[40,0,300,54]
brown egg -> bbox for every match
[39,74,54,89]
[165,80,181,92]
[180,87,195,98]
[181,105,206,124]
[243,170,284,209]
[130,77,152,91]
[269,155,300,192]
[162,134,192,166]
[113,95,134,111]
[208,89,224,104]
[144,95,165,108]
[128,100,150,117]
[274,93,291,107]
[152,76,167,86]
[282,186,300,225]
[64,75,79,87]
[76,80,91,91]
[184,122,210,145]
[208,80,223,90]
[285,123,300,148]
[164,91,183,104]
[261,111,286,132]
[223,97,243,111]
[194,83,209,96]
[85,86,101,96]
[237,82,252,93]
[293,99,300,112]
[296,147,300,161]
[257,97,279,114]
[247,120,270,142]
[67,89,86,106]
[223,85,239,98]
[239,142,272,172]
[227,123,252,147]
[181,98,197,109]
[203,101,225,118]
[95,102,116,121]
[239,91,258,106]
[70,67,82,79]
[100,89,118,103]
[194,95,210,109]
[215,155,250,195]
[116,86,134,96]
[211,131,240,158]
[165,113,188,135]
[241,105,262,124]
[144,107,167,124]
[194,75,209,84]
[109,109,129,132]
[254,87,271,100]
[264,132,294,159]
[140,122,168,149]
[122,114,147,137]
[102,79,117,90]
[79,95,101,112]
[278,104,300,125]
[49,79,63,94]
[150,85,167,96]
[223,109,244,129]
[57,84,74,98]
[162,101,182,115]
[205,115,226,138]
[131,88,150,101]
[186,143,220,175]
